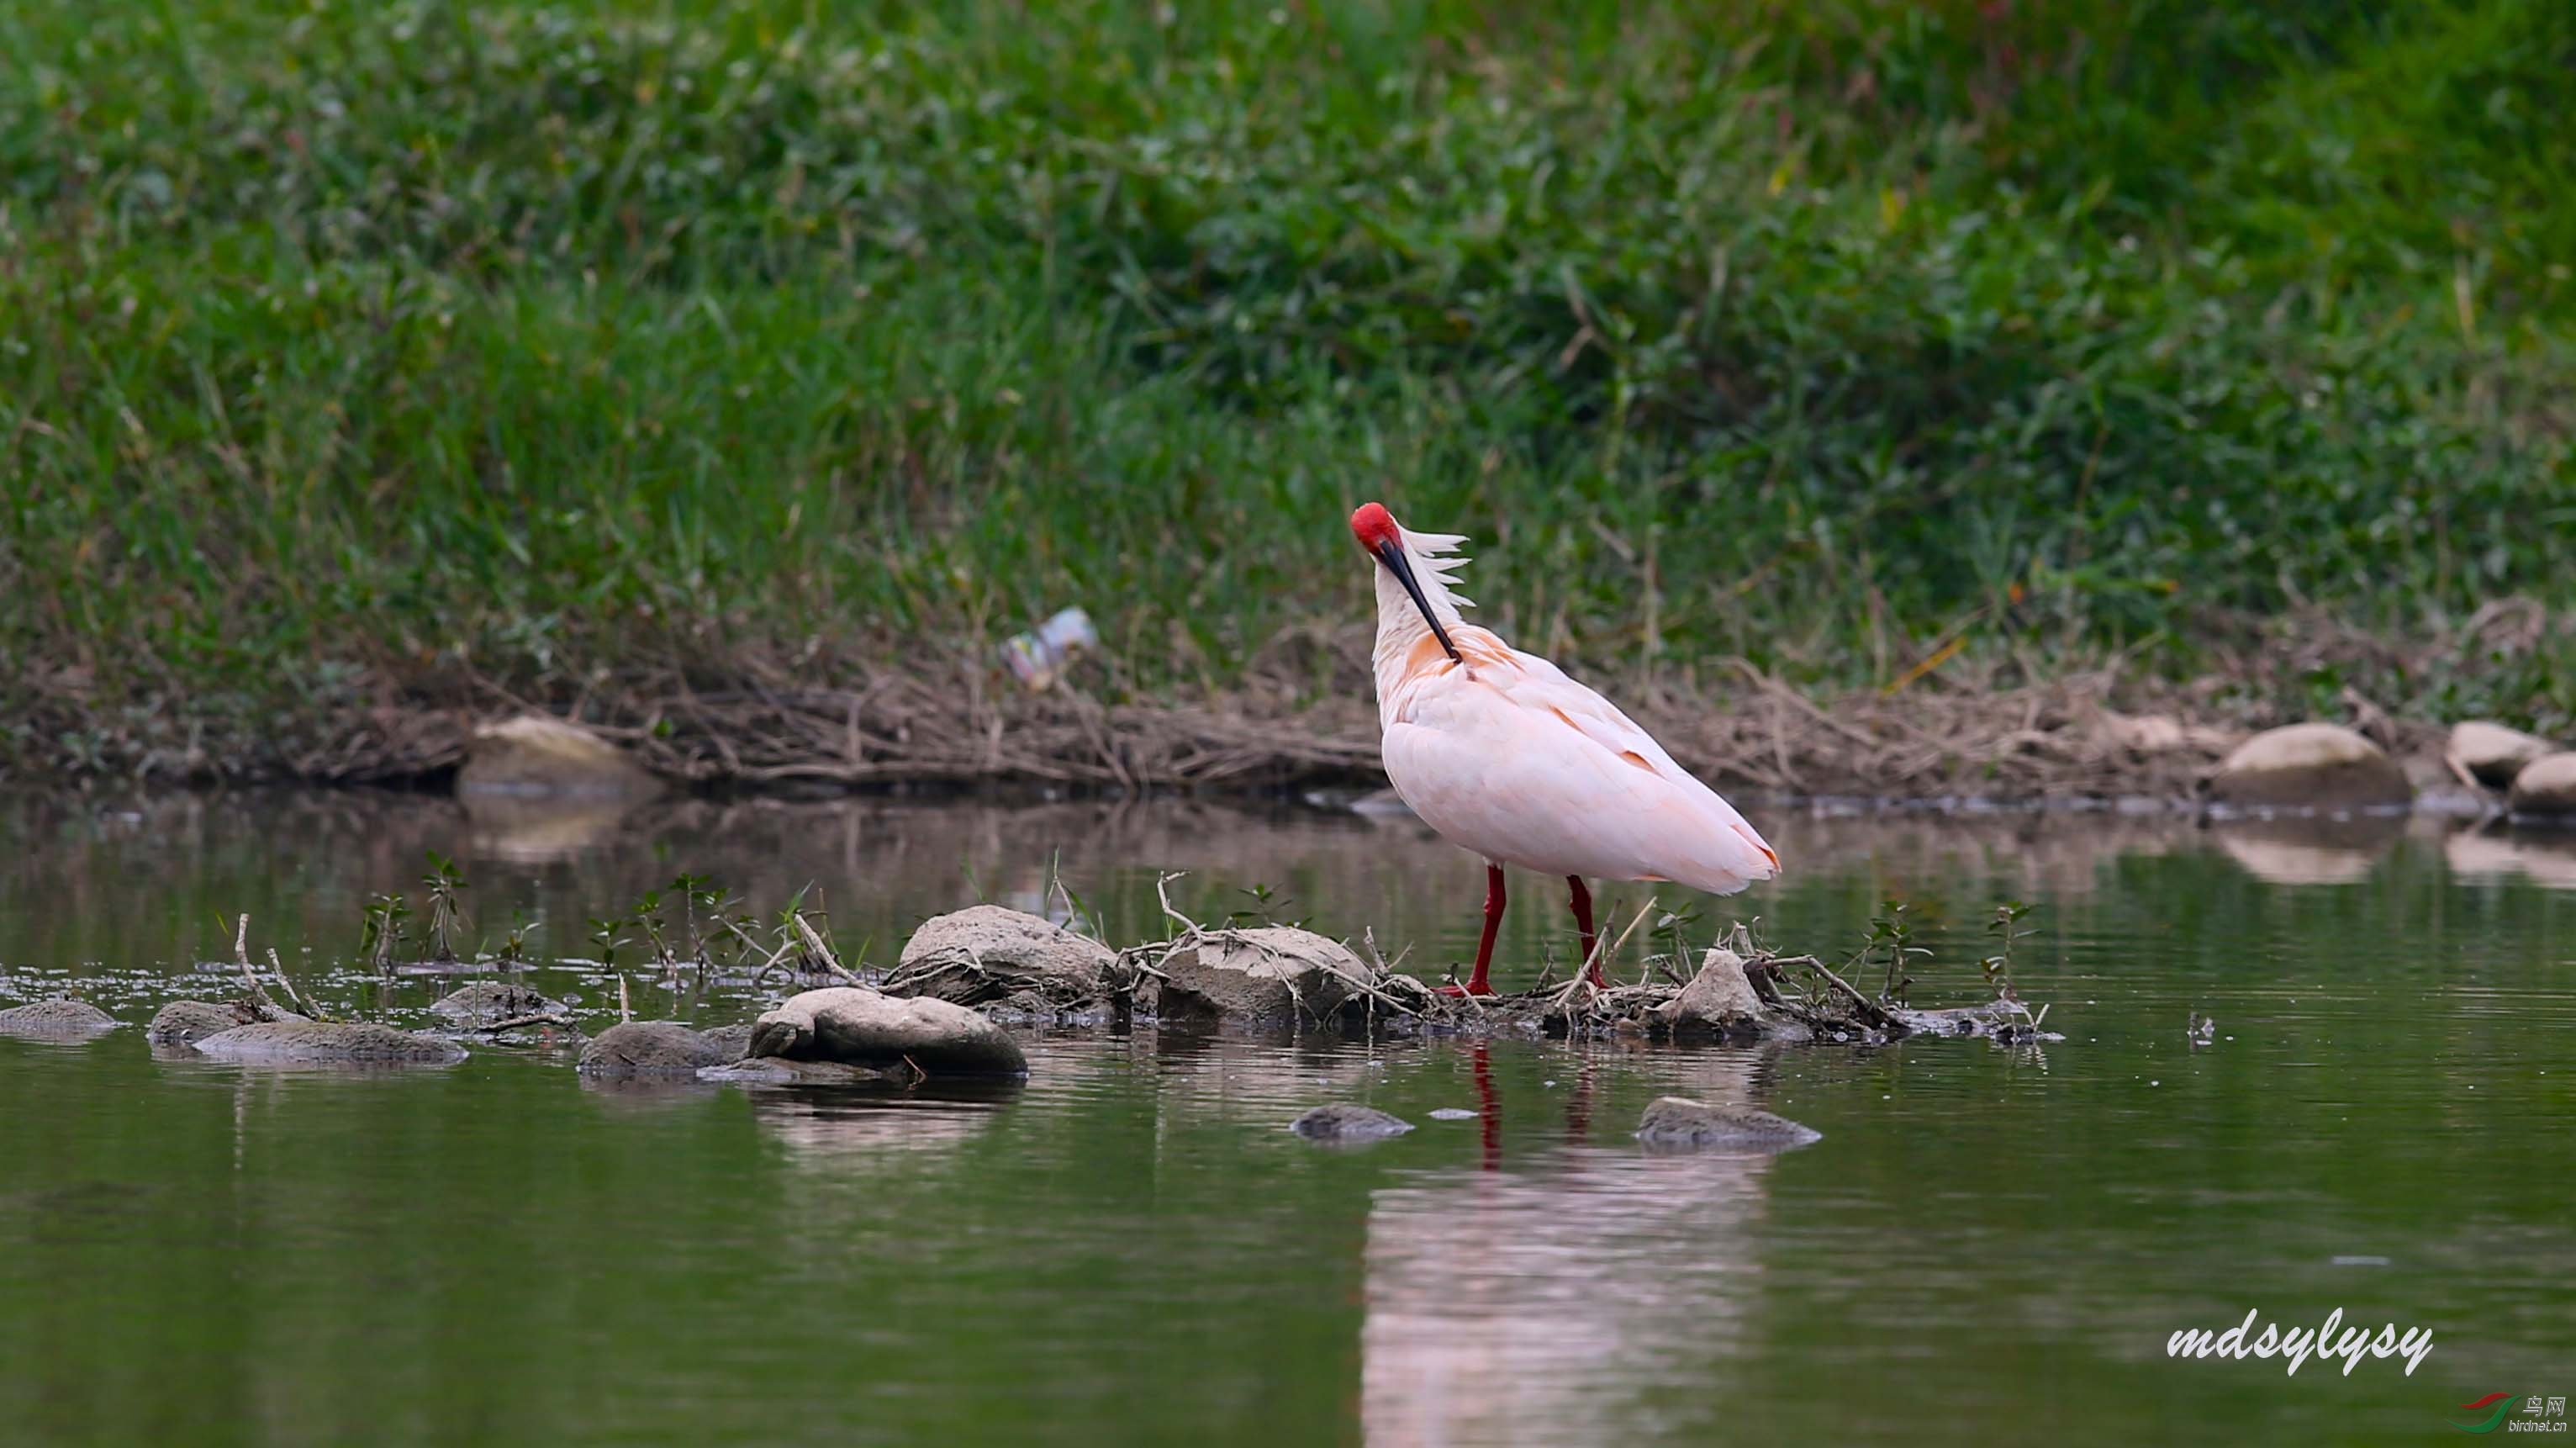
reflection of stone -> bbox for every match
[749,1086,1016,1163]
[1361,1052,1778,1445]
[2445,831,2576,890]
[578,1074,721,1112]
[2214,816,2404,885]
[462,794,647,865]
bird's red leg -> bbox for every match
[1442,864,1507,996]
[1567,875,1602,987]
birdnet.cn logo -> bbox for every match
[2449,1393,2568,1435]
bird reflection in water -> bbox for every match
[1362,1044,1792,1445]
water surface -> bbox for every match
[3,791,2572,1445]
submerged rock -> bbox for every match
[1634,1097,1820,1149]
[748,986,1027,1077]
[2209,723,2410,810]
[0,998,120,1038]
[193,1020,466,1065]
[1655,948,1770,1038]
[578,1021,737,1075]
[886,905,1116,1007]
[2448,721,2557,791]
[697,1056,906,1086]
[1155,927,1359,1028]
[1290,1104,1414,1141]
[146,1000,272,1048]
[430,981,572,1028]
[457,714,661,800]
[2509,753,2576,818]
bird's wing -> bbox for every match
[1384,645,1779,893]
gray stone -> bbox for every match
[1634,1097,1821,1149]
[457,714,661,799]
[430,981,571,1028]
[193,1020,466,1065]
[1155,927,1359,1028]
[1654,948,1769,1038]
[2449,721,2558,791]
[0,998,119,1037]
[886,905,1116,1007]
[748,986,1027,1077]
[1290,1104,1414,1141]
[701,1023,757,1060]
[696,1056,905,1086]
[2209,723,2410,810]
[578,1022,734,1075]
[2509,752,2576,818]
[146,1000,269,1048]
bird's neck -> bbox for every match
[1370,568,1484,716]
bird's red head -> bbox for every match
[1350,502,1400,552]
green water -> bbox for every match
[2,791,2572,1445]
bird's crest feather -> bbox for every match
[1398,527,1474,610]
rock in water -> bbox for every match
[748,987,1027,1076]
[1655,947,1769,1038]
[147,1000,269,1048]
[2208,723,2410,810]
[2509,753,2576,818]
[1634,1097,1820,1149]
[1154,927,1359,1028]
[886,905,1116,1007]
[1290,1104,1414,1141]
[2448,721,2557,791]
[457,714,661,800]
[0,998,119,1038]
[701,1023,758,1060]
[193,1021,466,1065]
[431,981,572,1028]
[578,1022,736,1075]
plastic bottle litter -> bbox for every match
[1000,607,1098,690]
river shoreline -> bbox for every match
[8,655,2502,805]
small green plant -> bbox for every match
[494,912,540,965]
[361,893,411,971]
[1221,882,1297,929]
[587,916,631,970]
[629,889,677,968]
[1864,901,1933,1006]
[671,874,721,961]
[420,851,469,963]
[1650,903,1704,985]
[1981,902,2036,1006]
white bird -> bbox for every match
[1352,501,1779,995]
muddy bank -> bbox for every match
[13,636,2560,804]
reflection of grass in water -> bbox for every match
[3,0,2573,779]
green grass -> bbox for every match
[3,0,2573,777]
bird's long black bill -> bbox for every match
[1375,541,1462,663]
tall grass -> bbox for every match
[3,0,2571,774]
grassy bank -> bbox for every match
[3,0,2572,784]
